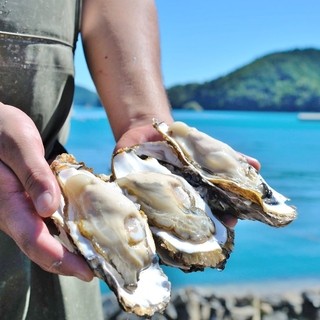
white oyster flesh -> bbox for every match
[51,154,171,316]
[112,149,233,271]
[154,120,297,226]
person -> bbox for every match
[0,1,260,319]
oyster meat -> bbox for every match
[150,120,297,227]
[50,154,171,317]
[112,148,234,272]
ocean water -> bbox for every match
[66,106,320,292]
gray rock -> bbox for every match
[101,286,320,320]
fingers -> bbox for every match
[219,214,238,228]
[0,160,93,281]
[17,215,94,281]
[12,212,94,281]
[246,155,261,171]
[0,105,61,217]
[115,124,161,150]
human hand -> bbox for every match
[244,155,261,171]
[0,104,93,281]
[115,122,168,151]
[115,120,261,229]
[116,121,261,170]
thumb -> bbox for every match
[0,105,61,216]
[23,156,61,217]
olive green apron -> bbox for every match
[0,1,103,319]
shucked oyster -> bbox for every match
[151,120,297,227]
[50,154,170,317]
[112,149,234,272]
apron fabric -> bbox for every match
[0,1,104,319]
[0,0,80,158]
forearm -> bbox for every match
[81,0,172,141]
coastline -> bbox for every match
[187,278,320,296]
[102,279,320,319]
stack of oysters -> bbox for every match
[50,120,297,317]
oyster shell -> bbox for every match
[50,154,171,316]
[112,149,234,272]
[151,120,297,227]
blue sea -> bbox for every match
[67,106,320,293]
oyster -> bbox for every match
[151,120,297,227]
[50,154,171,316]
[112,149,234,272]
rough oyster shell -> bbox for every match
[50,154,171,316]
[112,149,234,272]
[151,120,297,227]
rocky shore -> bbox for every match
[102,281,320,320]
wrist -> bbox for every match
[106,89,173,141]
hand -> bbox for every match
[115,122,262,229]
[115,122,168,150]
[244,154,261,171]
[116,119,261,229]
[0,104,93,281]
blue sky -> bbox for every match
[74,0,320,91]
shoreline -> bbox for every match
[175,278,320,297]
[102,278,320,319]
[101,277,320,296]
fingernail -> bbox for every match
[36,191,53,214]
[74,272,92,282]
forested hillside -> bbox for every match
[167,48,320,111]
[74,48,320,112]
[74,85,102,107]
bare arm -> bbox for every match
[80,0,260,228]
[81,0,173,147]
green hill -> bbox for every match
[167,48,320,112]
[74,85,102,107]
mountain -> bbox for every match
[167,48,320,112]
[74,85,102,107]
[74,48,320,112]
